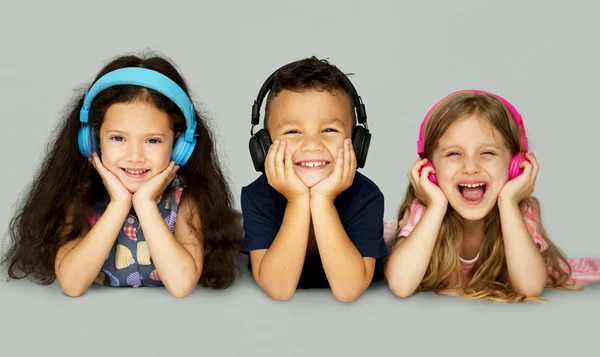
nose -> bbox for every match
[126,142,145,163]
[462,154,480,174]
[300,134,324,153]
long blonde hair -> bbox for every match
[393,92,576,303]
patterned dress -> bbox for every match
[89,176,184,287]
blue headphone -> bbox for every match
[78,67,198,166]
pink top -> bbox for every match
[383,199,600,284]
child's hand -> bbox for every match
[499,152,539,205]
[132,161,179,206]
[310,139,356,201]
[265,140,309,202]
[409,158,447,208]
[90,152,132,206]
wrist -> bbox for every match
[132,196,157,210]
[107,199,132,214]
[497,194,518,208]
[285,192,310,205]
[428,201,448,215]
[310,194,335,206]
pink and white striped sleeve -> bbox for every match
[383,200,427,246]
[519,201,549,252]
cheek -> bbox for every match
[156,146,173,166]
[325,138,345,157]
[431,160,454,180]
[283,141,302,156]
[485,160,511,181]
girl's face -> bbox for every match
[98,100,175,193]
[430,114,513,221]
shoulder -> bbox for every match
[241,174,283,203]
[339,172,383,203]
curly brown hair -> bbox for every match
[1,52,242,289]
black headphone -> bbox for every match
[249,60,371,172]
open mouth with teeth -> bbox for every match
[122,168,150,178]
[295,161,331,169]
[457,182,488,205]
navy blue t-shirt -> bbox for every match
[240,172,388,288]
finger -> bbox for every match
[265,140,279,180]
[527,152,540,180]
[333,148,344,180]
[348,138,356,169]
[410,159,427,185]
[520,160,533,180]
[275,141,286,179]
[419,166,437,188]
[284,149,296,181]
[91,152,107,176]
[343,139,352,180]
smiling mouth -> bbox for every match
[457,182,487,205]
[121,168,149,178]
[296,161,330,169]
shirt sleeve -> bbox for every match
[390,198,549,253]
[240,187,280,253]
[397,199,427,238]
[519,200,549,252]
[345,191,388,259]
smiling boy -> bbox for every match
[241,57,388,302]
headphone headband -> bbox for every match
[417,89,528,156]
[80,67,197,142]
[250,60,367,130]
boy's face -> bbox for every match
[266,89,354,188]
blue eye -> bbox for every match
[446,152,459,157]
[110,136,124,142]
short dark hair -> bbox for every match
[264,56,357,130]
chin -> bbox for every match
[449,195,497,221]
[295,170,330,188]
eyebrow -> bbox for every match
[275,120,302,130]
[322,118,346,127]
[105,130,166,137]
[274,118,347,130]
[438,143,504,151]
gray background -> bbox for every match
[0,0,598,356]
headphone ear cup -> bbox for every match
[419,161,439,186]
[249,129,272,172]
[508,152,525,180]
[171,136,196,167]
[78,125,95,158]
[352,126,371,168]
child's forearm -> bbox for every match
[253,198,311,300]
[310,196,373,302]
[134,200,201,297]
[55,201,130,297]
[385,203,447,297]
[498,199,548,297]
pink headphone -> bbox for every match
[417,90,529,185]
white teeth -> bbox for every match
[459,183,485,188]
[125,169,147,174]
[299,161,327,167]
